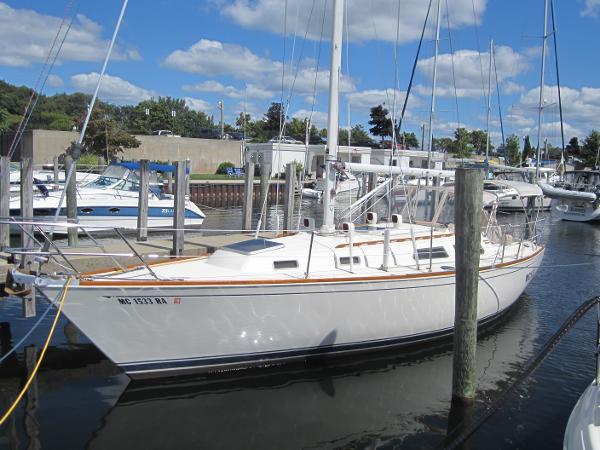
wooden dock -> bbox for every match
[188,180,309,206]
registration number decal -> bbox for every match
[116,297,168,305]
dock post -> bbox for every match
[172,161,186,256]
[166,160,173,195]
[284,162,296,234]
[451,167,484,405]
[65,155,78,247]
[242,161,254,231]
[0,155,10,248]
[20,157,34,267]
[137,159,149,241]
[24,345,40,450]
[185,158,191,197]
[259,159,271,230]
[367,173,377,209]
[53,155,59,190]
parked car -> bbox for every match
[152,129,181,137]
[198,128,222,139]
[269,136,301,144]
[223,131,246,140]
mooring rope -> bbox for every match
[442,295,600,449]
[0,277,72,426]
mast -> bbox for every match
[550,0,566,165]
[535,0,549,180]
[322,0,344,231]
[485,39,493,161]
[427,0,442,169]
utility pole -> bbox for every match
[218,101,224,139]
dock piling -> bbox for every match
[166,160,173,195]
[136,159,149,242]
[20,157,34,265]
[65,155,78,247]
[451,167,484,404]
[0,155,10,248]
[53,155,59,191]
[242,161,254,231]
[172,161,186,256]
[284,162,296,233]
[259,159,271,230]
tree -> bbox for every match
[565,136,580,156]
[81,107,140,161]
[506,134,521,166]
[263,102,285,137]
[400,132,419,149]
[449,127,473,158]
[470,129,493,155]
[581,130,600,169]
[235,112,251,130]
[287,117,307,142]
[349,124,375,147]
[433,137,454,153]
[368,105,392,142]
[522,135,533,162]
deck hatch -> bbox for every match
[223,239,284,255]
[415,246,448,260]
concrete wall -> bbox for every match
[0,130,242,173]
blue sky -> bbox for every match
[1,0,599,146]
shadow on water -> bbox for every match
[84,298,537,450]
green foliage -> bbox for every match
[216,161,235,175]
[566,136,580,156]
[400,132,419,148]
[581,130,600,168]
[368,105,392,141]
[506,134,521,166]
[470,129,493,155]
[263,103,285,137]
[81,107,140,160]
[433,137,454,153]
[522,135,534,161]
[450,128,473,158]
[78,152,102,166]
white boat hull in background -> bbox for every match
[564,380,600,450]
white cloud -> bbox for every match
[0,3,139,67]
[184,97,212,113]
[582,0,600,16]
[221,0,487,44]
[70,72,156,104]
[183,80,275,100]
[417,46,529,98]
[291,109,328,129]
[165,39,278,79]
[166,39,355,103]
[46,74,64,88]
[502,81,525,95]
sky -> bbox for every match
[1,0,599,147]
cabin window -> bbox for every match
[339,256,361,265]
[273,260,299,269]
[415,247,448,260]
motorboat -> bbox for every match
[17,0,543,380]
[539,171,600,222]
[8,162,101,195]
[9,161,205,233]
[302,171,361,199]
[485,167,554,211]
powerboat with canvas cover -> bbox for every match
[8,161,204,233]
[539,171,600,222]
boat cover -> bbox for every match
[537,182,597,202]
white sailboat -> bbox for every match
[17,0,544,379]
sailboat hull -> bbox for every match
[39,248,543,379]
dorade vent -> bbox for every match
[273,260,299,270]
[415,246,448,260]
[339,256,361,265]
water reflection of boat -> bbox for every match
[88,298,537,450]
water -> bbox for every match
[1,205,600,449]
